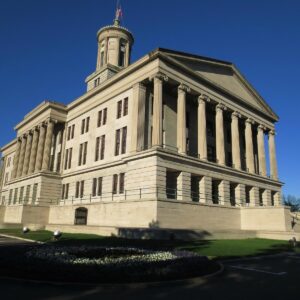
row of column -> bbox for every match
[149,73,278,180]
[11,119,55,179]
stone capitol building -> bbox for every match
[0,14,298,239]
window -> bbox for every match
[92,177,103,197]
[117,100,122,119]
[64,148,72,170]
[97,108,107,127]
[81,119,85,134]
[103,108,107,125]
[96,135,106,161]
[112,173,125,194]
[7,157,11,167]
[81,117,90,134]
[13,188,18,204]
[119,42,126,67]
[121,127,127,154]
[115,129,121,156]
[25,185,31,203]
[62,183,69,200]
[67,125,75,141]
[112,174,118,194]
[56,152,61,172]
[74,207,88,225]
[115,127,127,156]
[123,97,128,116]
[79,142,88,166]
[94,78,100,87]
[119,173,125,194]
[117,98,129,119]
[19,186,24,204]
[75,181,85,199]
[32,184,38,204]
[100,51,104,67]
[4,173,9,185]
[9,189,13,205]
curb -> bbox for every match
[0,261,224,287]
[0,234,44,244]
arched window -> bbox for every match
[74,207,88,225]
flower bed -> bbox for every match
[0,245,220,283]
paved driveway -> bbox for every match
[0,236,299,300]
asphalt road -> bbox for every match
[0,235,299,300]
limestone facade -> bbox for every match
[0,18,289,237]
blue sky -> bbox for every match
[0,0,299,197]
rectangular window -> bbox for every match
[100,135,105,160]
[78,144,83,166]
[92,178,97,197]
[13,188,18,204]
[83,142,88,165]
[81,119,85,134]
[117,100,122,119]
[56,152,61,172]
[97,110,102,127]
[67,126,71,141]
[121,127,127,154]
[9,189,13,204]
[71,124,75,139]
[4,173,9,185]
[64,149,69,170]
[19,186,24,204]
[115,129,121,156]
[65,183,69,199]
[32,184,38,204]
[95,137,100,161]
[25,185,30,203]
[7,157,11,167]
[119,173,125,194]
[86,117,90,133]
[75,181,80,198]
[103,108,107,125]
[80,180,84,198]
[68,148,72,169]
[62,184,65,199]
[123,97,128,116]
[112,174,118,194]
[97,177,102,196]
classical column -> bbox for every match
[215,104,226,165]
[257,125,267,176]
[268,130,278,180]
[152,73,167,147]
[231,111,241,169]
[35,124,46,172]
[22,132,33,176]
[198,95,209,160]
[177,84,190,154]
[16,135,27,177]
[42,120,55,171]
[245,118,255,173]
[28,128,39,174]
[130,82,146,152]
[11,138,21,179]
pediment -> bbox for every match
[159,49,278,120]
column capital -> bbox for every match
[198,94,210,104]
[150,72,168,82]
[231,111,241,119]
[269,129,276,136]
[216,103,227,112]
[245,118,255,125]
[178,83,191,93]
[258,124,267,132]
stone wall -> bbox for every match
[241,206,292,231]
[48,199,157,228]
[156,199,241,231]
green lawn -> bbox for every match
[0,228,295,259]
